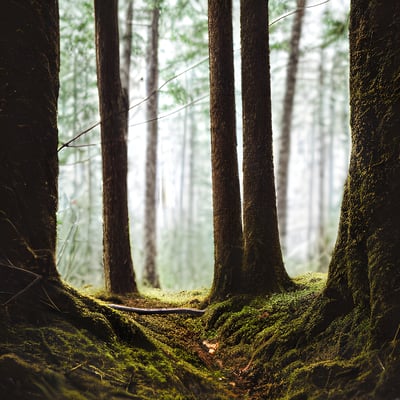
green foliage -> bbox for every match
[322,9,349,47]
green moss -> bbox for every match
[3,273,398,399]
[0,281,233,400]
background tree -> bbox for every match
[276,0,306,254]
[143,2,161,288]
[321,0,400,345]
[207,0,243,301]
[57,0,102,287]
[0,0,60,280]
[239,0,293,294]
[94,0,137,294]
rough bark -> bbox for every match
[94,0,137,294]
[240,0,293,294]
[143,6,160,288]
[208,0,243,301]
[0,0,60,278]
[276,0,306,254]
[324,0,400,345]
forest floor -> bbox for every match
[1,273,395,399]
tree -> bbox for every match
[276,0,306,254]
[143,3,161,288]
[240,0,293,294]
[57,0,102,287]
[121,0,134,98]
[94,0,137,294]
[0,0,60,280]
[207,0,243,301]
[321,0,400,345]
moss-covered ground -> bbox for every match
[1,273,398,399]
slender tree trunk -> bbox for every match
[208,0,243,301]
[240,0,293,295]
[277,0,306,254]
[323,0,400,345]
[121,0,134,96]
[317,46,328,271]
[94,0,137,294]
[143,5,161,288]
[0,0,60,279]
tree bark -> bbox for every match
[208,0,243,301]
[94,0,137,294]
[276,0,306,254]
[0,0,60,278]
[240,0,293,295]
[143,5,161,288]
[324,0,400,345]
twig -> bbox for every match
[270,0,330,27]
[0,261,42,306]
[41,285,61,312]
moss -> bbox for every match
[3,273,399,399]
[0,281,234,399]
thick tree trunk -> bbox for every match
[208,0,243,301]
[94,0,137,294]
[143,6,161,288]
[324,0,400,345]
[0,0,60,278]
[276,0,306,254]
[240,0,293,294]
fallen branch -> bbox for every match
[107,303,205,316]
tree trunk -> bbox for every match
[143,5,161,288]
[208,0,243,301]
[324,0,400,345]
[276,0,306,254]
[121,0,134,96]
[0,0,60,279]
[240,0,293,294]
[317,46,328,271]
[94,0,137,294]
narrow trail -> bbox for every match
[111,296,252,398]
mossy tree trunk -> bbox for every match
[324,0,400,345]
[240,0,293,295]
[94,0,137,294]
[0,0,60,279]
[208,0,243,301]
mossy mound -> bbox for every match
[0,281,232,399]
[204,273,400,399]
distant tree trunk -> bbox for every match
[208,0,243,301]
[322,0,400,345]
[317,46,328,271]
[94,0,137,294]
[121,0,134,97]
[0,0,60,279]
[276,0,306,254]
[143,5,161,288]
[240,0,293,295]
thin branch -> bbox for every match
[0,262,42,306]
[270,0,330,26]
[129,94,209,128]
[57,0,329,152]
[57,58,209,152]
